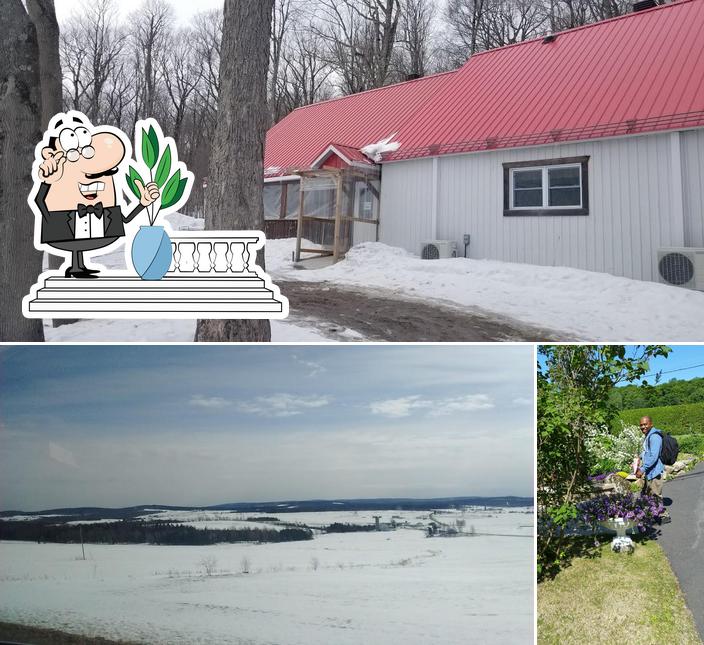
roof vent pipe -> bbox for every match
[632,0,660,12]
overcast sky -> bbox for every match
[0,345,534,511]
[55,0,223,25]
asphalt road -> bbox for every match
[658,462,704,641]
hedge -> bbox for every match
[676,434,704,456]
[618,401,704,436]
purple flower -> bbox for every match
[577,493,665,531]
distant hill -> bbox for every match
[1,496,533,518]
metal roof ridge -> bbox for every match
[385,109,704,161]
[465,0,699,62]
[285,69,459,114]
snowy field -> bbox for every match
[0,508,533,644]
[42,213,704,342]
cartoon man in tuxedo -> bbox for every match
[32,113,160,278]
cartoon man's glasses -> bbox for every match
[59,127,95,162]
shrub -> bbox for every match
[618,402,704,436]
[199,556,217,576]
[585,423,642,473]
[676,434,704,456]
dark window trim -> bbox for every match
[503,156,589,216]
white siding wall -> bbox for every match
[682,129,704,248]
[379,157,434,255]
[379,131,701,282]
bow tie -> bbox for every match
[77,203,104,218]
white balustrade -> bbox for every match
[168,234,262,275]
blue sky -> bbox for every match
[536,345,704,386]
[0,345,534,511]
[636,345,704,385]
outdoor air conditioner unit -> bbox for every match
[657,248,704,290]
[421,240,458,260]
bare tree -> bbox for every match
[446,0,548,60]
[269,0,302,123]
[60,0,126,122]
[447,0,488,59]
[552,0,630,30]
[129,0,173,123]
[195,0,275,342]
[192,9,223,129]
[314,0,402,93]
[163,30,202,145]
[396,0,436,79]
[480,0,547,49]
[0,1,44,341]
[280,28,334,113]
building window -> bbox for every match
[503,156,589,216]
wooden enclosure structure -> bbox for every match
[294,167,381,264]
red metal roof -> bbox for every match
[387,0,704,160]
[263,71,456,176]
[264,0,704,170]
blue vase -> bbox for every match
[131,225,172,280]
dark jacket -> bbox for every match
[35,183,144,245]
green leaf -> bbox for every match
[172,177,188,208]
[148,125,159,163]
[141,128,156,169]
[161,169,182,208]
[163,176,189,209]
[126,166,144,200]
[154,145,172,188]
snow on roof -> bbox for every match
[265,0,704,169]
[263,71,456,175]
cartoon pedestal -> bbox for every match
[25,234,287,318]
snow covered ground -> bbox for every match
[267,241,704,342]
[42,212,704,341]
[0,509,533,644]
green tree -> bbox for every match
[537,345,670,579]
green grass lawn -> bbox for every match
[538,539,701,644]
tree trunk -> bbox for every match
[27,0,76,327]
[195,0,274,343]
[26,0,61,127]
[0,1,45,341]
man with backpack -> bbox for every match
[635,416,674,523]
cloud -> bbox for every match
[238,394,331,417]
[512,397,533,406]
[291,354,327,377]
[429,394,495,416]
[49,442,78,468]
[369,396,429,418]
[189,395,232,409]
[371,394,494,418]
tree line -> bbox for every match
[610,376,704,411]
[0,519,313,545]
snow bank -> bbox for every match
[267,240,704,341]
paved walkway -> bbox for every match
[658,461,704,641]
